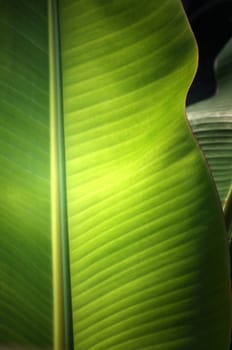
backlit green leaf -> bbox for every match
[0,1,231,350]
[59,1,231,349]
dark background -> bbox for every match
[181,0,232,105]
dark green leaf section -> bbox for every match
[225,188,232,239]
[59,1,231,349]
[188,38,232,205]
[0,1,52,346]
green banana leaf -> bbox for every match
[0,0,52,347]
[187,38,232,208]
[0,1,231,350]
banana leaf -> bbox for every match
[0,1,52,347]
[187,38,232,239]
[0,1,231,349]
[187,38,232,206]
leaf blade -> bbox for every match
[187,38,232,205]
[59,1,231,349]
[0,0,52,347]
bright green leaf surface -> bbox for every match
[0,1,52,347]
[0,1,231,350]
[188,38,232,205]
[59,1,231,349]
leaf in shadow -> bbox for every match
[0,1,52,347]
[187,38,232,207]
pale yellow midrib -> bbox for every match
[48,0,65,349]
